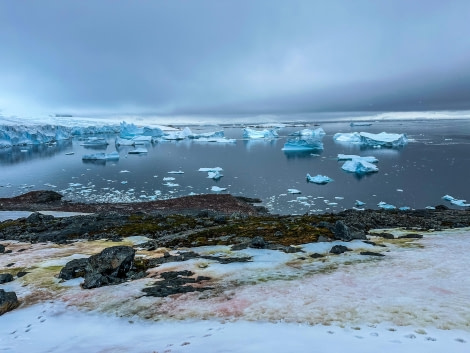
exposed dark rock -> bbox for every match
[376,232,395,239]
[360,251,385,257]
[142,270,212,297]
[82,246,136,289]
[329,245,351,254]
[435,204,449,210]
[363,240,387,248]
[16,271,28,278]
[0,244,4,253]
[250,236,266,249]
[310,253,325,258]
[59,258,89,280]
[0,289,20,315]
[398,233,424,239]
[333,220,366,241]
[0,273,14,284]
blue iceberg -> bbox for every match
[243,127,279,139]
[334,131,407,147]
[289,127,325,137]
[199,167,223,180]
[341,158,378,174]
[378,201,396,210]
[442,195,470,207]
[0,124,71,148]
[306,174,333,184]
[80,137,108,146]
[282,137,324,151]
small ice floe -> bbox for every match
[243,127,279,139]
[168,170,184,174]
[355,200,366,206]
[397,189,404,192]
[115,137,135,146]
[341,158,378,174]
[282,138,324,151]
[199,167,224,180]
[162,177,175,181]
[289,127,326,137]
[425,206,436,210]
[377,201,396,210]
[442,195,470,207]
[82,151,119,161]
[80,137,108,146]
[119,170,130,173]
[65,152,74,155]
[211,186,227,192]
[333,132,407,147]
[163,182,179,187]
[399,206,411,211]
[337,154,378,163]
[194,137,237,143]
[128,147,148,154]
[288,189,302,194]
[306,174,333,184]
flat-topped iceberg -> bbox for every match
[341,159,378,174]
[378,201,396,210]
[211,186,227,192]
[82,151,119,160]
[80,137,108,146]
[243,127,279,139]
[282,137,324,151]
[128,147,148,154]
[337,154,378,163]
[289,127,325,137]
[288,189,301,194]
[442,194,470,207]
[306,174,333,184]
[115,137,135,146]
[0,124,71,148]
[333,131,407,147]
[199,167,223,180]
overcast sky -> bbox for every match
[1,0,470,118]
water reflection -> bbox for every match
[0,140,72,165]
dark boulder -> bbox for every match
[0,244,4,253]
[398,233,423,239]
[250,236,267,249]
[59,258,89,280]
[82,246,136,289]
[33,190,63,203]
[0,273,14,284]
[334,220,366,241]
[360,251,385,257]
[0,289,20,315]
[329,245,351,254]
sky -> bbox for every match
[1,0,470,119]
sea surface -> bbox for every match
[1,118,469,214]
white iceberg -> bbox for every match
[350,122,372,126]
[185,127,225,139]
[82,151,119,161]
[355,200,366,206]
[168,170,184,174]
[207,170,223,180]
[288,189,301,194]
[80,137,108,146]
[211,186,227,192]
[282,138,324,151]
[306,174,333,184]
[341,158,378,174]
[119,121,144,139]
[337,154,378,163]
[199,167,223,172]
[289,127,326,137]
[333,132,407,147]
[442,195,470,207]
[377,201,396,210]
[128,147,148,154]
[163,127,191,140]
[243,127,279,139]
[115,137,135,146]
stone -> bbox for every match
[360,251,385,257]
[59,258,89,280]
[82,246,136,289]
[0,273,14,284]
[250,236,266,249]
[329,245,351,254]
[0,244,4,253]
[0,289,20,315]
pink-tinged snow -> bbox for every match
[1,228,470,352]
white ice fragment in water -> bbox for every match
[335,196,344,200]
[207,170,223,180]
[334,132,407,147]
[442,194,470,207]
[163,182,179,187]
[341,159,378,174]
[168,170,184,174]
[128,147,148,154]
[296,196,308,201]
[355,200,365,206]
[337,154,378,163]
[306,174,333,184]
[119,170,130,173]
[289,127,326,137]
[199,167,223,172]
[243,127,279,139]
[399,206,411,211]
[425,206,436,210]
[163,177,175,181]
[377,201,396,210]
[397,189,404,192]
[121,181,128,184]
[115,137,135,146]
[288,189,301,194]
[211,186,227,192]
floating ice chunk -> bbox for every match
[207,170,223,180]
[377,201,396,210]
[163,182,179,187]
[128,147,148,154]
[132,135,152,144]
[115,137,135,146]
[425,206,436,210]
[442,194,470,206]
[193,137,237,143]
[119,121,144,139]
[211,186,227,192]
[82,151,119,161]
[399,206,411,211]
[243,127,279,139]
[337,154,378,163]
[350,122,372,126]
[282,138,324,151]
[355,200,366,206]
[334,132,407,147]
[442,195,454,201]
[163,177,175,181]
[168,170,184,174]
[341,159,379,174]
[119,170,130,173]
[289,128,326,137]
[288,189,301,194]
[306,174,333,184]
[163,128,191,140]
[80,137,108,146]
[186,128,225,139]
[199,167,223,172]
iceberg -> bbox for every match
[337,154,378,163]
[82,151,119,161]
[115,137,135,146]
[288,189,301,194]
[442,195,470,207]
[0,124,71,148]
[193,137,236,143]
[211,186,227,192]
[377,201,396,210]
[185,127,225,139]
[289,128,326,137]
[355,200,366,206]
[119,121,144,139]
[333,132,407,147]
[243,127,279,139]
[199,167,223,172]
[142,126,164,138]
[168,170,184,174]
[399,206,411,211]
[306,174,333,184]
[131,135,152,144]
[128,147,148,154]
[341,159,378,174]
[207,170,223,180]
[70,125,119,135]
[80,137,108,146]
[282,138,324,151]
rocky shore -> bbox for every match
[1,190,470,316]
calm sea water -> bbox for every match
[1,119,469,214]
